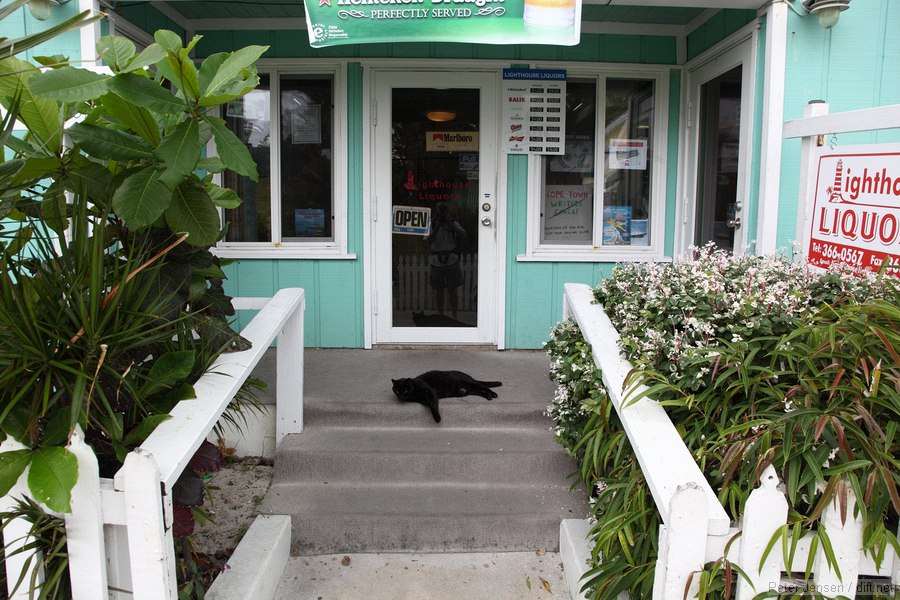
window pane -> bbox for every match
[224,75,271,243]
[280,75,334,241]
[603,79,654,247]
[540,79,597,245]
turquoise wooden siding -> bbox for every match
[1,3,83,62]
[776,0,900,251]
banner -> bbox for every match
[304,0,581,47]
[804,144,900,277]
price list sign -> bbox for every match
[501,68,566,155]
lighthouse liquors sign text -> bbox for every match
[804,144,900,277]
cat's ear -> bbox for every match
[391,379,398,384]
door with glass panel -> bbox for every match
[372,71,498,344]
[684,41,753,254]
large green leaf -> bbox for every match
[205,116,257,180]
[107,72,185,114]
[154,30,182,53]
[148,350,196,387]
[165,182,221,247]
[96,35,135,72]
[197,53,227,97]
[0,449,31,497]
[122,414,172,447]
[166,53,200,101]
[28,66,110,103]
[156,119,200,182]
[67,122,155,161]
[201,45,268,99]
[0,57,61,154]
[66,162,115,204]
[27,446,78,514]
[41,180,68,234]
[100,91,161,146]
[208,185,242,209]
[121,43,167,74]
[112,167,172,230]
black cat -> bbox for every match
[391,370,502,423]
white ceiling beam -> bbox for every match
[583,0,766,7]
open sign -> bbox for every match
[392,205,431,236]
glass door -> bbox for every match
[373,71,498,344]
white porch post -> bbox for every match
[756,0,789,255]
[77,0,101,67]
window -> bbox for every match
[525,70,667,260]
[215,66,348,257]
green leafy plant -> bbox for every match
[545,247,899,599]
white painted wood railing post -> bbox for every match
[64,427,109,599]
[893,522,900,591]
[653,483,709,600]
[122,449,177,600]
[735,465,789,599]
[277,292,306,446]
[0,438,44,600]
[813,488,863,599]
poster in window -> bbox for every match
[630,219,648,246]
[602,205,631,245]
[608,139,647,170]
[291,104,321,145]
[295,209,326,237]
[543,185,592,242]
[550,136,593,173]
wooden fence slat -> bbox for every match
[64,428,109,599]
[812,488,864,599]
[735,465,789,599]
[0,438,44,600]
[654,483,709,599]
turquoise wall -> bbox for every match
[0,2,83,62]
[777,0,900,251]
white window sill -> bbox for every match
[517,249,672,263]
[213,246,357,260]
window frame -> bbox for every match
[520,64,669,262]
[213,61,352,259]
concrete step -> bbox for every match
[260,482,585,555]
[275,428,576,485]
[303,399,548,428]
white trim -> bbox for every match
[213,63,350,258]
[78,0,101,66]
[756,1,788,255]
[150,1,193,33]
[522,63,670,262]
[587,0,766,6]
[362,64,373,349]
[685,8,720,35]
[783,103,900,138]
[104,10,155,50]
[581,21,685,37]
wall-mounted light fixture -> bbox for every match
[27,0,71,21]
[802,0,850,29]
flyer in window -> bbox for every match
[608,139,647,170]
[602,205,631,245]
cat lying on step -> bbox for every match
[391,370,502,423]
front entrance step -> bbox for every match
[261,482,583,555]
[303,399,547,429]
[274,428,575,485]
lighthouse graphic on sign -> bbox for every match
[826,160,848,203]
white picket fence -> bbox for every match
[394,253,477,312]
[1,288,305,600]
[562,283,899,600]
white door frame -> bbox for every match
[677,27,757,257]
[369,69,500,345]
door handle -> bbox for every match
[481,217,492,227]
[727,217,742,229]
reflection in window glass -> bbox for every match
[540,79,597,245]
[603,79,654,247]
[224,75,271,242]
[223,74,334,243]
[281,76,333,241]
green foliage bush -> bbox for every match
[545,245,900,599]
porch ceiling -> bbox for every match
[112,0,768,30]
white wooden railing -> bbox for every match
[394,253,477,312]
[1,288,305,600]
[562,283,899,600]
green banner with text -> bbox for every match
[303,0,581,47]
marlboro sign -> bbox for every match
[804,144,900,277]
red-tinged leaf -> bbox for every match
[837,478,848,526]
[879,465,900,514]
[540,577,552,593]
[865,472,877,506]
[187,440,223,474]
[832,417,854,461]
[683,571,695,600]
[827,367,846,401]
[724,560,733,598]
[173,504,195,539]
[814,415,829,442]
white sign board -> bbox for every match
[608,139,647,170]
[804,144,900,277]
[501,68,566,155]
